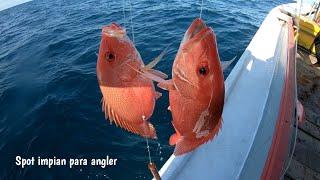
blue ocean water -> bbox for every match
[0,0,291,179]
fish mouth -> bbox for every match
[102,23,126,38]
[182,18,209,43]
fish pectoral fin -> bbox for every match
[157,80,175,91]
[124,61,167,83]
[140,70,167,83]
[145,43,171,69]
[221,56,237,71]
[143,68,168,79]
[140,43,170,82]
[169,133,181,146]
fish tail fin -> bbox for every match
[173,118,222,156]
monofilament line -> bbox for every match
[122,0,126,29]
[145,136,152,164]
[128,0,135,44]
[200,0,204,18]
[142,116,152,164]
[128,0,150,165]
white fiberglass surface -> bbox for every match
[158,7,288,180]
[0,0,32,12]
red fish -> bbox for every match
[158,18,225,155]
[96,23,167,139]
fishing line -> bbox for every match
[122,0,126,29]
[199,0,204,18]
[128,0,135,44]
[127,0,152,164]
[145,131,152,164]
[126,2,161,179]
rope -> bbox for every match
[281,113,298,178]
[199,0,204,18]
[281,0,302,178]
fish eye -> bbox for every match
[106,52,115,62]
[199,66,208,76]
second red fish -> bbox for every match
[158,18,225,155]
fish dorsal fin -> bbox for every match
[144,43,171,69]
[221,56,237,71]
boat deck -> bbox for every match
[285,49,320,180]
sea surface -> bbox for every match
[0,0,291,179]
